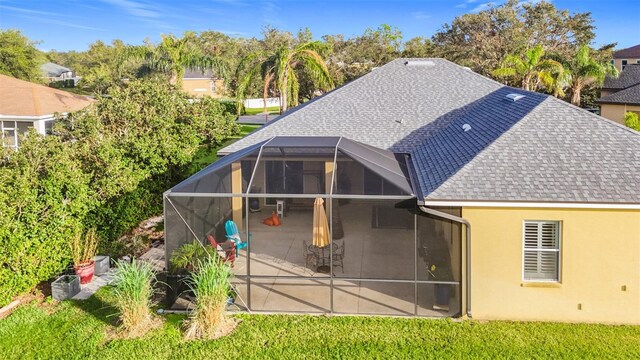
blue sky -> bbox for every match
[1,0,638,52]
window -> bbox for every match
[1,120,18,149]
[636,60,640,64]
[523,221,561,282]
[621,59,628,70]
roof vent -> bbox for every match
[404,60,435,67]
[462,124,472,132]
[505,93,526,102]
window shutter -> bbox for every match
[523,221,560,281]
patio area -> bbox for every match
[227,200,460,317]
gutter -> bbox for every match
[418,206,472,318]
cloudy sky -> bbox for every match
[1,0,638,51]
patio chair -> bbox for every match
[331,239,345,273]
[225,220,247,251]
[207,234,236,265]
[303,240,320,270]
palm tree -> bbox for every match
[492,45,564,92]
[556,45,618,106]
[236,41,334,114]
[120,33,226,87]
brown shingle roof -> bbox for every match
[613,44,640,59]
[0,74,93,117]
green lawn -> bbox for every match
[1,288,639,359]
[244,106,280,115]
[188,124,261,175]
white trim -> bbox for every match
[0,114,58,120]
[521,220,562,283]
[422,200,640,210]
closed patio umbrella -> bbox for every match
[312,198,330,248]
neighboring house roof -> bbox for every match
[40,62,73,77]
[183,69,215,79]
[613,44,640,59]
[0,74,93,117]
[219,58,640,205]
[597,83,640,106]
[602,64,640,90]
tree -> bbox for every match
[237,41,334,113]
[432,0,596,77]
[555,45,618,106]
[120,33,226,86]
[0,29,44,81]
[624,112,640,132]
[492,45,564,92]
[402,37,434,58]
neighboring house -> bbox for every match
[40,62,80,85]
[611,44,640,71]
[181,69,225,98]
[597,64,640,124]
[164,59,640,324]
[0,74,93,149]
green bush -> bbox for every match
[0,79,239,306]
[624,111,640,131]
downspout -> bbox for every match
[418,206,472,318]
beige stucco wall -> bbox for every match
[600,104,640,125]
[463,207,640,324]
[613,58,640,71]
[182,78,225,98]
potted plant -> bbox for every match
[166,240,217,307]
[428,263,452,311]
[70,228,99,284]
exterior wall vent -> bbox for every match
[506,93,526,102]
[405,60,435,67]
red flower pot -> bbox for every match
[74,261,95,284]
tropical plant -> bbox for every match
[70,228,99,265]
[184,257,234,339]
[625,112,640,131]
[111,259,158,336]
[236,41,334,114]
[120,33,226,86]
[492,45,564,92]
[170,240,217,272]
[552,45,619,106]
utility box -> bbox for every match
[51,275,80,301]
[94,255,110,276]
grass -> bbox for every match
[244,106,280,115]
[111,259,157,336]
[184,258,233,339]
[1,288,639,359]
[188,124,261,175]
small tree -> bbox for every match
[625,112,640,131]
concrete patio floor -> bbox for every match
[228,201,460,317]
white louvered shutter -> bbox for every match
[523,221,560,281]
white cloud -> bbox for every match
[101,0,160,18]
[471,2,496,13]
[412,11,431,20]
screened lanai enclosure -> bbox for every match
[164,136,462,317]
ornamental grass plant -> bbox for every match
[111,259,159,337]
[184,256,235,340]
[70,228,99,266]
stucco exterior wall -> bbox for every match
[600,104,640,125]
[463,207,640,324]
[182,79,225,98]
[613,58,640,71]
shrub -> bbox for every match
[185,257,234,340]
[624,111,640,131]
[0,79,239,306]
[111,259,158,336]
